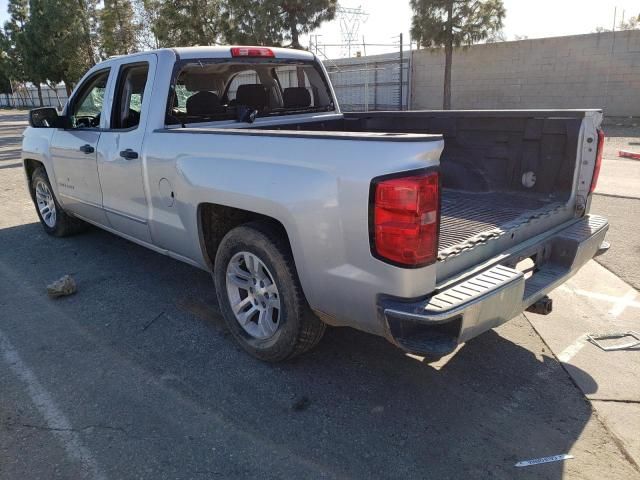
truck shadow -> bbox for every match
[0,222,603,479]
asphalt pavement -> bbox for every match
[1,110,639,479]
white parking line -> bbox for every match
[0,329,106,480]
[557,334,590,363]
[608,290,638,318]
[570,288,640,316]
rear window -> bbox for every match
[166,59,334,125]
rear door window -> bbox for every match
[111,63,150,130]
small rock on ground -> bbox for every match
[46,275,77,298]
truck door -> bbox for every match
[97,55,156,243]
[49,68,111,224]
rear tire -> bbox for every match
[214,222,325,362]
[30,166,87,237]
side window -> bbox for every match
[71,69,110,128]
[111,63,150,130]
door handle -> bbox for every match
[79,144,95,154]
[119,149,139,160]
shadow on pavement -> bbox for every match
[0,221,601,479]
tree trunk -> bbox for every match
[65,82,73,97]
[78,0,96,66]
[443,0,454,110]
[289,14,300,49]
[36,83,44,107]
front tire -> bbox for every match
[214,223,325,362]
[30,166,87,237]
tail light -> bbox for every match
[370,170,440,268]
[230,47,275,58]
[590,128,605,193]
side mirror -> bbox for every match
[29,107,67,128]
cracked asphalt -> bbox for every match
[1,110,639,479]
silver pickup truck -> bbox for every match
[22,46,608,361]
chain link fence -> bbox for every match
[0,51,412,113]
[323,52,410,112]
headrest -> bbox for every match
[186,91,221,116]
[235,84,268,110]
[283,87,311,108]
[183,74,217,92]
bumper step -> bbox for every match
[382,215,609,356]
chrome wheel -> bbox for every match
[226,251,281,339]
[35,180,56,228]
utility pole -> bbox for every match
[336,6,368,58]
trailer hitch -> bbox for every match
[526,296,553,315]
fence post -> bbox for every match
[373,62,378,110]
[399,32,403,111]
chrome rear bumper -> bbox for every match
[381,215,609,356]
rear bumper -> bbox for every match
[380,215,609,356]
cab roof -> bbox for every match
[166,46,315,61]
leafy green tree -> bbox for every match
[281,0,337,48]
[28,0,98,94]
[3,0,28,81]
[0,30,14,98]
[410,0,505,109]
[100,0,138,57]
[3,0,34,104]
[596,13,640,32]
[222,0,337,48]
[221,0,285,46]
[146,0,222,47]
[135,0,160,49]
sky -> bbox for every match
[303,0,640,57]
[1,0,638,57]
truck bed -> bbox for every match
[438,190,565,259]
[249,110,587,267]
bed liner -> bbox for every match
[438,190,567,260]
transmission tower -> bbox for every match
[336,5,369,58]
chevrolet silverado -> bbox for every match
[22,46,609,361]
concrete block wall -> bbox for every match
[410,31,640,116]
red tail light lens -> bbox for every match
[230,47,275,58]
[590,128,605,193]
[371,170,440,267]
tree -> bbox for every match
[135,0,160,50]
[221,0,286,46]
[100,0,138,57]
[619,14,640,30]
[410,0,505,109]
[222,0,337,48]
[145,0,222,47]
[0,30,14,100]
[596,13,640,32]
[3,0,28,82]
[28,0,98,94]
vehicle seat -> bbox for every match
[283,87,312,108]
[235,84,269,110]
[186,91,222,116]
[122,109,140,128]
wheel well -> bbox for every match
[198,203,292,270]
[23,158,44,184]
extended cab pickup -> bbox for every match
[22,46,609,361]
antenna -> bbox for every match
[336,5,369,58]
